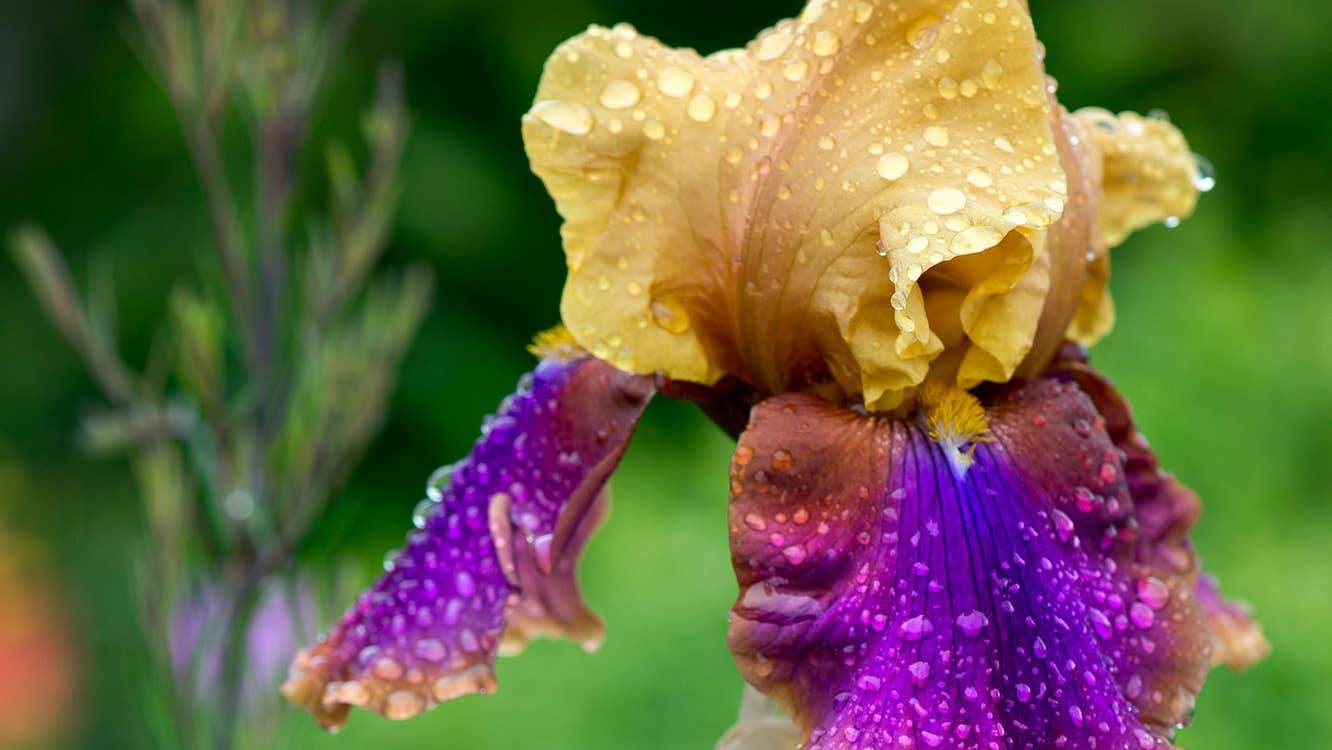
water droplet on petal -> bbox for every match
[899,614,933,641]
[1193,153,1216,192]
[530,100,594,134]
[982,58,1003,88]
[955,609,989,638]
[412,499,434,529]
[783,58,809,82]
[924,125,949,147]
[657,66,695,97]
[757,29,793,61]
[927,187,966,215]
[877,153,909,181]
[687,93,716,122]
[950,225,1001,254]
[906,14,940,49]
[385,690,425,720]
[599,80,640,109]
[812,30,841,56]
[650,296,691,333]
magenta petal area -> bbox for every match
[1053,353,1269,672]
[727,379,1212,750]
[283,356,652,730]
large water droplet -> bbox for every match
[599,80,640,109]
[951,225,1001,254]
[899,614,933,641]
[906,15,940,49]
[687,93,716,122]
[1192,153,1216,192]
[657,66,695,97]
[426,461,462,501]
[412,498,434,529]
[877,153,909,181]
[650,296,691,333]
[530,100,594,134]
[756,29,793,61]
[955,609,989,638]
[927,187,966,215]
[812,30,841,57]
[783,58,809,82]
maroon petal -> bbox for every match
[1054,353,1269,671]
[283,357,652,730]
[727,379,1211,750]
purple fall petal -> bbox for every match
[727,379,1211,750]
[1054,352,1270,672]
[283,356,652,730]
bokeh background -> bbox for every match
[1,0,1329,748]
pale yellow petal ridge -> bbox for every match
[525,1,1069,409]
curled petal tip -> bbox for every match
[283,357,651,730]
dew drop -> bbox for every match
[955,609,989,638]
[1051,508,1075,541]
[650,296,691,333]
[877,153,910,181]
[530,100,594,135]
[812,30,841,56]
[657,66,695,97]
[599,80,640,109]
[924,125,949,147]
[1137,577,1171,610]
[966,168,993,188]
[906,14,940,49]
[426,462,460,501]
[757,29,793,61]
[1193,154,1216,192]
[783,58,809,82]
[782,545,807,564]
[385,690,425,720]
[686,93,717,122]
[982,58,1003,88]
[951,225,1001,254]
[412,498,434,529]
[853,2,874,23]
[643,120,666,140]
[994,135,1015,153]
[927,187,966,215]
[899,614,933,641]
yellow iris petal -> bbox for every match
[524,1,1081,410]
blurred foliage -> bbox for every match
[0,0,1329,749]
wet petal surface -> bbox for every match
[525,0,1069,409]
[1054,351,1269,673]
[727,378,1211,749]
[283,357,652,730]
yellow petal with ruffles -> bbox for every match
[524,0,1069,410]
[1061,107,1203,346]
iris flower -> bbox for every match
[284,1,1269,746]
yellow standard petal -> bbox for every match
[524,1,1070,411]
[1053,107,1205,347]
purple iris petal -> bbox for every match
[1055,353,1269,672]
[284,356,652,730]
[728,379,1211,750]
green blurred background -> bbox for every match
[1,0,1329,747]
